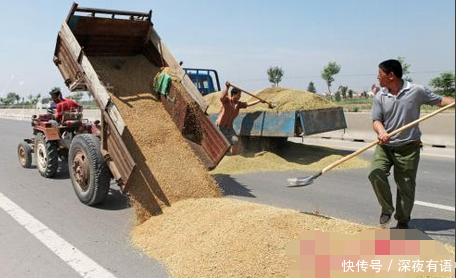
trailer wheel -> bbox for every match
[69,134,110,206]
[35,133,59,177]
[18,142,32,168]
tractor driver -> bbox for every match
[49,88,82,124]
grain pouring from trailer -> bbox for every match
[51,3,230,206]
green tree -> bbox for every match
[347,89,354,99]
[33,93,41,105]
[397,56,412,82]
[69,92,84,102]
[267,66,284,87]
[307,82,317,93]
[321,62,341,95]
[362,91,368,99]
[334,91,341,101]
[27,93,41,105]
[2,92,20,105]
[26,94,33,104]
[430,72,455,97]
[338,86,348,100]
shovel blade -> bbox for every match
[287,176,314,187]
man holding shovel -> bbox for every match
[369,59,455,229]
[216,82,266,155]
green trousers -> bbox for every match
[368,143,421,223]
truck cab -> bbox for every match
[183,68,221,96]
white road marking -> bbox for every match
[415,200,455,212]
[0,191,117,278]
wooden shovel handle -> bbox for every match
[321,102,455,174]
[321,140,379,174]
[226,82,272,105]
[387,102,455,137]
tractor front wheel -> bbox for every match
[18,142,33,168]
[69,134,110,206]
[35,133,59,177]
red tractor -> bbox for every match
[17,108,111,205]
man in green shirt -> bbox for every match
[369,59,454,229]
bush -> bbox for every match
[334,91,341,102]
[350,106,360,112]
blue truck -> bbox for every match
[184,68,347,147]
[183,68,221,96]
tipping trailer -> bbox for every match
[52,3,230,205]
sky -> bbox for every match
[0,0,455,98]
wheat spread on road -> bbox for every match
[212,142,370,175]
[131,198,455,278]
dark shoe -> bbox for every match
[391,222,409,229]
[379,213,391,225]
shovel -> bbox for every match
[287,102,455,187]
[226,82,277,109]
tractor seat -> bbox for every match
[37,114,54,122]
[61,111,83,128]
[63,120,82,128]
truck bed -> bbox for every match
[208,107,347,138]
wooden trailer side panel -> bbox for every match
[54,22,136,188]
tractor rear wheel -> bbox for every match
[18,142,32,168]
[69,134,110,206]
[35,132,59,177]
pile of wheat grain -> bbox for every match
[131,198,455,278]
[205,87,335,114]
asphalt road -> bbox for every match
[215,140,456,245]
[0,119,455,278]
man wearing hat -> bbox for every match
[49,88,82,123]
